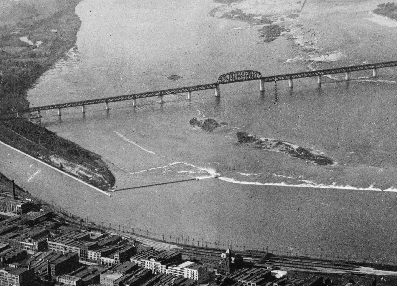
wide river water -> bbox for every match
[4,0,397,263]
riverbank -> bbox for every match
[0,0,115,191]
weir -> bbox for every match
[4,60,397,119]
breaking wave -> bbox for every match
[218,176,397,192]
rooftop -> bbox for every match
[102,271,123,280]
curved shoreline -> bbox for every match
[0,0,115,191]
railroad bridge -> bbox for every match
[7,60,397,119]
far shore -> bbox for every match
[0,0,115,191]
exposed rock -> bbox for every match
[190,118,221,132]
[258,25,285,43]
[237,131,334,165]
[237,131,257,143]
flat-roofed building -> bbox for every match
[88,245,118,263]
[56,265,102,286]
[0,267,33,286]
[19,237,47,254]
[122,268,151,286]
[97,235,122,248]
[142,250,182,274]
[100,256,116,266]
[47,231,89,258]
[100,271,123,286]
[0,197,34,215]
[57,274,82,286]
[130,249,158,266]
[0,249,27,266]
[99,244,136,266]
[49,252,80,278]
[114,244,135,264]
[166,261,209,283]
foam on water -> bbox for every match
[218,176,397,192]
[114,131,157,155]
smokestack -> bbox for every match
[11,180,16,200]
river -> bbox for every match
[5,0,397,263]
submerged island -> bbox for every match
[237,131,334,166]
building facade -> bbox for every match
[0,268,33,286]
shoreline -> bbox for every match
[0,0,115,191]
[3,0,397,271]
[0,139,111,197]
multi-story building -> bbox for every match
[0,249,27,266]
[0,268,33,286]
[142,250,182,274]
[48,252,80,278]
[143,258,168,274]
[99,261,137,286]
[122,268,151,286]
[87,245,117,263]
[114,244,135,264]
[57,275,82,286]
[166,261,209,283]
[100,244,136,266]
[130,249,158,266]
[97,235,122,248]
[217,249,243,274]
[19,228,49,253]
[0,198,34,215]
[47,231,90,258]
[100,256,117,266]
[100,271,124,286]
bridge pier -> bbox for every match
[215,85,220,97]
[317,76,322,88]
[57,108,61,117]
[187,91,192,100]
[259,78,265,92]
[288,78,293,89]
[345,72,350,81]
[372,68,378,78]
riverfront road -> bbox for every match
[3,60,397,119]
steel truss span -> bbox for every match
[7,60,397,117]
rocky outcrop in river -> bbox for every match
[190,118,227,132]
[237,132,334,165]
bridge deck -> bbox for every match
[15,60,397,115]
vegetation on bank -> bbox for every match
[373,2,397,20]
[0,0,82,112]
[0,120,115,190]
[0,0,115,190]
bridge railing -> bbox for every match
[261,60,397,82]
[5,60,397,117]
[22,82,219,113]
